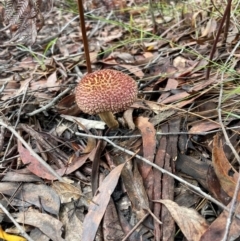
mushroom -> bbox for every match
[75,69,138,129]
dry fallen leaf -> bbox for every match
[200,201,240,241]
[14,210,64,241]
[0,183,60,216]
[52,181,81,203]
[46,71,60,92]
[60,203,83,241]
[212,134,239,199]
[156,199,209,241]
[18,141,58,180]
[189,120,220,134]
[135,116,156,179]
[82,163,125,241]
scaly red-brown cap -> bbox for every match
[75,69,138,114]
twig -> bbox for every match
[73,127,240,140]
[0,119,64,181]
[0,202,34,241]
[144,206,162,225]
[27,87,72,116]
[75,132,230,213]
[121,213,149,241]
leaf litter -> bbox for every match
[1,0,240,240]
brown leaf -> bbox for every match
[18,141,59,180]
[18,140,91,180]
[157,199,209,241]
[135,116,156,179]
[212,134,239,199]
[56,94,82,115]
[111,150,149,219]
[119,64,144,78]
[200,202,240,241]
[206,166,231,205]
[189,120,220,134]
[82,163,125,241]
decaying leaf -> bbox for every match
[18,141,59,180]
[212,134,239,199]
[0,183,60,215]
[60,203,83,241]
[135,116,156,179]
[200,202,240,241]
[14,210,64,241]
[82,163,125,241]
[156,199,209,241]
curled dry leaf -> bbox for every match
[200,18,217,38]
[212,134,239,200]
[156,199,209,241]
[52,181,81,203]
[123,108,135,129]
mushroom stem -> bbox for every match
[98,111,119,129]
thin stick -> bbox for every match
[0,202,34,241]
[77,0,92,73]
[27,87,72,116]
[75,132,231,213]
[121,213,149,241]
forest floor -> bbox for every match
[0,0,240,241]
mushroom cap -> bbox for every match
[75,69,138,115]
